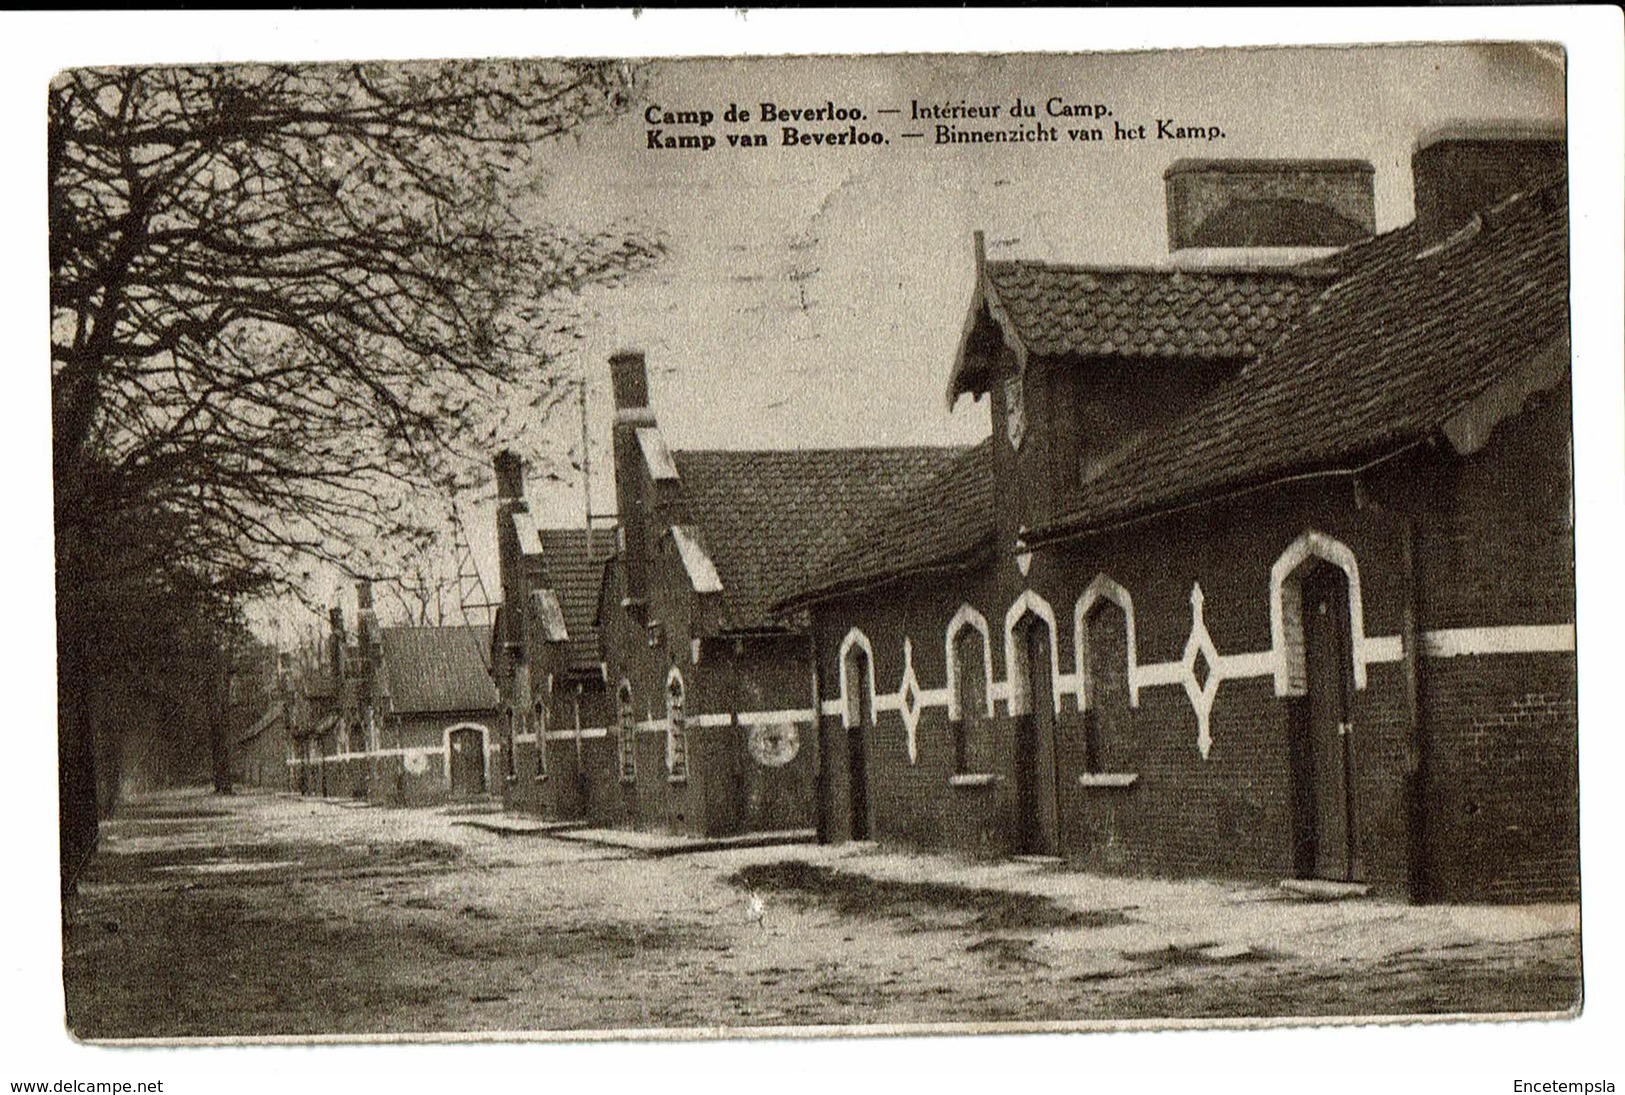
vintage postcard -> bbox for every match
[23,8,1624,1092]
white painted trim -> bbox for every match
[737,707,819,725]
[948,773,1000,787]
[897,637,923,763]
[837,627,878,730]
[944,604,996,720]
[820,698,844,718]
[546,727,610,741]
[1004,589,1062,716]
[688,712,733,728]
[514,732,538,745]
[1269,529,1371,696]
[1077,772,1139,788]
[1423,624,1575,658]
[441,721,491,790]
[1364,635,1405,664]
[1074,574,1141,711]
[1215,650,1278,679]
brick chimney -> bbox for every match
[355,581,380,747]
[1165,159,1375,254]
[1412,122,1565,242]
[492,450,537,730]
[494,450,528,666]
[609,350,654,614]
[327,605,346,692]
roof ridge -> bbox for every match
[672,443,972,457]
[985,257,1338,279]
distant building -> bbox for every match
[776,126,1574,903]
[290,585,501,804]
[493,352,959,837]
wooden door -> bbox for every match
[1295,565,1357,881]
[848,652,872,840]
[1015,621,1060,855]
[448,727,487,797]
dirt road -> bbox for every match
[62,790,1580,1039]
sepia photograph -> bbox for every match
[11,7,1625,1092]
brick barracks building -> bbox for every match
[492,355,957,837]
[290,584,502,805]
[486,123,1573,903]
[774,125,1575,904]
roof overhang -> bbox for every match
[947,230,1029,407]
[1440,334,1570,457]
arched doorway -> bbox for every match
[447,725,488,797]
[844,646,874,841]
[1288,562,1358,881]
[1013,614,1060,856]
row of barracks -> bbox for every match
[302,122,1578,904]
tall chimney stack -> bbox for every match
[493,450,529,666]
[1412,122,1565,242]
[609,351,653,613]
[1164,158,1375,258]
[327,605,346,698]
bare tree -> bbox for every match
[51,58,664,896]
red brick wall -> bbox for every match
[808,387,1576,902]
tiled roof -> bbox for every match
[537,527,613,672]
[778,440,997,609]
[1037,178,1569,539]
[671,448,965,629]
[986,260,1326,360]
[379,625,498,714]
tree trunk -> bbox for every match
[56,614,100,904]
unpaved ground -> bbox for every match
[62,790,1581,1039]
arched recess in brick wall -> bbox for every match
[1004,590,1061,716]
[1270,529,1370,697]
[1073,574,1139,712]
[615,679,636,783]
[944,605,995,721]
[665,666,689,780]
[837,628,877,729]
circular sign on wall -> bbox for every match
[404,751,430,775]
[747,722,800,767]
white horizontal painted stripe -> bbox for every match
[1215,650,1276,679]
[989,681,1012,704]
[1133,661,1186,688]
[688,713,734,729]
[820,699,844,718]
[544,727,610,741]
[737,707,818,725]
[1423,624,1575,658]
[513,732,538,745]
[872,694,900,713]
[1054,672,1081,696]
[913,688,950,709]
[1363,635,1405,664]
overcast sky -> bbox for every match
[274,43,1567,631]
[512,45,1564,503]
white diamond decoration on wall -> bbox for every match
[1180,583,1224,760]
[898,637,922,764]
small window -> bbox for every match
[666,671,689,782]
[617,681,636,783]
